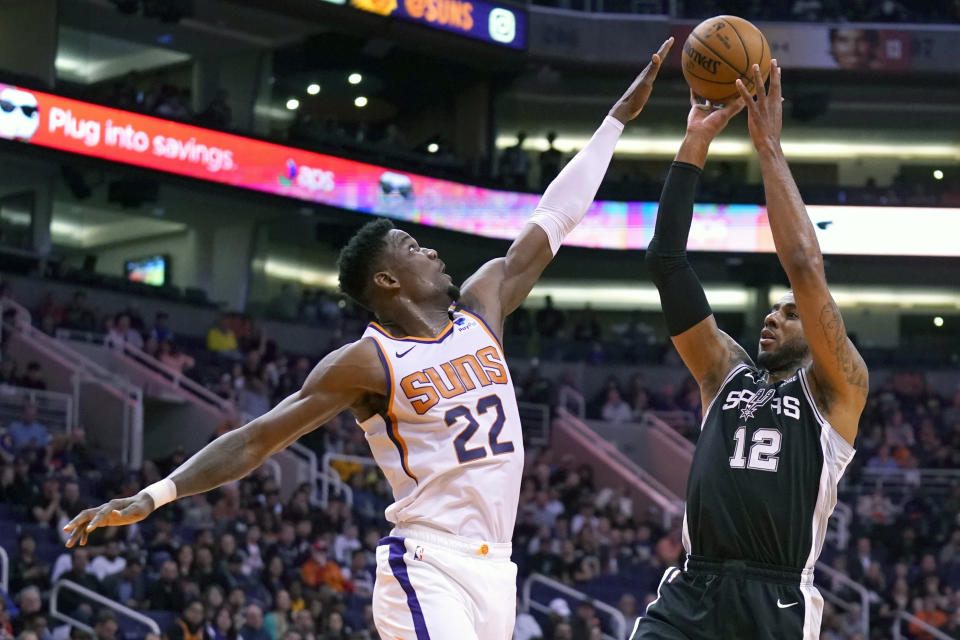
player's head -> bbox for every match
[337,218,457,313]
[829,28,879,70]
[757,291,810,374]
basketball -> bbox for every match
[682,15,771,103]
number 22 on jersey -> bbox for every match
[444,394,515,463]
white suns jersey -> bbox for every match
[357,307,524,543]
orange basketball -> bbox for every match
[681,15,771,103]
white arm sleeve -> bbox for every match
[529,115,624,254]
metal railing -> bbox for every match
[860,468,960,496]
[555,408,683,528]
[56,328,232,412]
[50,579,160,636]
[2,300,144,467]
[0,384,75,432]
[0,544,8,593]
[518,401,551,446]
[827,501,852,551]
[321,452,370,507]
[893,610,955,640]
[522,573,627,640]
[814,561,870,637]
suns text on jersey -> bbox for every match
[399,346,508,414]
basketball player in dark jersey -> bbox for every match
[632,61,868,639]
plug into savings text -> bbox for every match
[49,107,235,173]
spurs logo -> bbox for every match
[740,388,776,420]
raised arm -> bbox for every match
[460,38,674,337]
[735,61,867,444]
[646,93,749,406]
[63,339,386,546]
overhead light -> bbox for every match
[770,286,960,310]
[286,98,300,110]
[354,96,368,108]
[934,169,944,180]
[348,73,362,85]
[427,143,439,154]
[307,84,321,95]
[934,316,945,327]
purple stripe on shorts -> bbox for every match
[385,536,430,639]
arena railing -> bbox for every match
[0,544,8,593]
[555,408,684,529]
[826,501,852,551]
[858,468,960,497]
[522,573,628,640]
[893,610,954,640]
[0,384,74,434]
[50,579,160,637]
[1,300,145,468]
[321,452,370,508]
[814,561,870,637]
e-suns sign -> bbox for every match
[349,0,526,49]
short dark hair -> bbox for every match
[336,218,395,309]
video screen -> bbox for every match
[124,254,168,286]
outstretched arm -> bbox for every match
[63,339,386,546]
[647,93,749,407]
[460,38,674,337]
[736,61,866,445]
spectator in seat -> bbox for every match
[269,523,301,571]
[332,524,361,566]
[263,590,291,640]
[18,362,45,390]
[89,540,126,581]
[147,560,186,612]
[62,291,96,332]
[601,388,632,424]
[208,606,236,640]
[321,611,346,640]
[237,605,269,640]
[512,595,542,640]
[8,402,49,453]
[11,533,49,594]
[342,550,373,598]
[58,480,84,529]
[92,610,118,640]
[150,312,174,344]
[106,313,143,350]
[101,554,145,608]
[158,341,195,374]
[299,541,349,593]
[29,476,62,527]
[166,600,205,640]
[207,316,240,359]
[59,548,101,616]
[0,358,17,385]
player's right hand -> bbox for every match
[608,37,674,124]
[63,493,155,547]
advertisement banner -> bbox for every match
[350,0,527,49]
[2,84,959,257]
[669,21,960,72]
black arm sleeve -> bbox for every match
[644,161,713,337]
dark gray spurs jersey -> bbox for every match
[683,364,855,570]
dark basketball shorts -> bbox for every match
[630,557,824,640]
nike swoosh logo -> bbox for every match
[777,599,798,609]
[396,346,416,358]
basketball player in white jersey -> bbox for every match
[63,38,674,639]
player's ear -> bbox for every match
[373,269,400,292]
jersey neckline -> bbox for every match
[367,319,455,343]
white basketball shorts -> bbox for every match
[373,526,517,640]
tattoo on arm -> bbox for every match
[819,301,868,391]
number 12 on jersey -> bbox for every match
[729,426,782,472]
[444,394,515,464]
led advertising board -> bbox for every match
[1,84,957,257]
[349,0,526,49]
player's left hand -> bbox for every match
[736,58,783,152]
[63,493,155,547]
[608,37,674,124]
